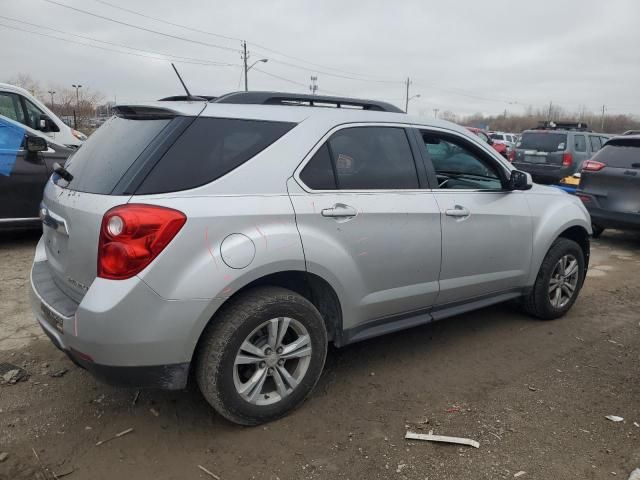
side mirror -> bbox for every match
[38,114,60,133]
[26,136,48,153]
[506,170,532,191]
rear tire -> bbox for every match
[522,238,585,320]
[591,224,605,238]
[196,286,327,425]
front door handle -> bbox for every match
[321,203,357,218]
[445,205,470,218]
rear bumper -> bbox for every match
[36,317,189,389]
[586,206,640,230]
[29,237,220,390]
[512,162,573,184]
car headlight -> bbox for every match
[72,129,87,141]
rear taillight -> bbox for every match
[508,150,515,162]
[98,204,186,280]
[576,194,592,204]
[582,160,606,172]
[562,152,573,168]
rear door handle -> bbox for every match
[321,203,357,218]
[445,205,470,218]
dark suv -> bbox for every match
[577,135,640,236]
[512,122,609,184]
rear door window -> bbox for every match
[299,144,337,190]
[325,127,419,190]
[593,141,640,168]
[60,116,171,194]
[137,118,295,194]
[574,135,587,152]
[518,132,567,152]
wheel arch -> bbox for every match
[191,270,344,364]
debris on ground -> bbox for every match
[405,430,480,448]
[197,464,221,479]
[446,406,461,413]
[132,390,140,406]
[634,422,639,428]
[96,427,134,446]
[150,408,160,417]
[49,367,69,378]
[0,363,29,384]
[514,471,527,478]
[605,415,624,422]
[0,452,8,462]
[527,385,538,392]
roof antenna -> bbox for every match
[171,63,198,101]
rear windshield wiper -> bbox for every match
[53,162,74,182]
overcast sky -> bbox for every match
[1,0,639,117]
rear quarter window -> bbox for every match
[136,117,295,194]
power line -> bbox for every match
[0,14,236,67]
[42,0,240,53]
[90,0,400,83]
[46,0,402,85]
[0,22,237,67]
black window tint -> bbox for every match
[593,141,640,168]
[327,127,418,190]
[422,132,503,190]
[138,118,294,194]
[574,134,587,152]
[61,116,171,194]
[589,136,601,152]
[300,143,336,189]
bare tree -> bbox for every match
[5,73,43,97]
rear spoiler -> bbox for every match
[113,105,179,120]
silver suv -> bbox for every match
[31,92,592,425]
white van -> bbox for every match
[0,83,87,148]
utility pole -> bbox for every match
[72,84,82,128]
[47,90,56,110]
[309,76,318,95]
[600,104,606,131]
[433,108,440,119]
[242,41,249,92]
[404,77,411,113]
[547,101,553,121]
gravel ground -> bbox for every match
[1,229,639,480]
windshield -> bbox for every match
[518,132,567,152]
[59,116,171,194]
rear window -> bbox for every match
[593,141,640,168]
[490,133,504,141]
[518,132,567,152]
[60,116,171,193]
[136,117,294,194]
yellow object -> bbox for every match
[560,175,580,186]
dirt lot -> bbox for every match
[1,230,639,480]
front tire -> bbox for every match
[522,238,585,320]
[196,286,328,425]
[591,224,605,238]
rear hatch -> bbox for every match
[514,131,567,167]
[41,106,197,302]
[579,138,640,213]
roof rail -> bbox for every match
[212,91,404,113]
[534,121,591,131]
[159,95,217,101]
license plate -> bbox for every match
[524,155,547,164]
[41,302,64,333]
